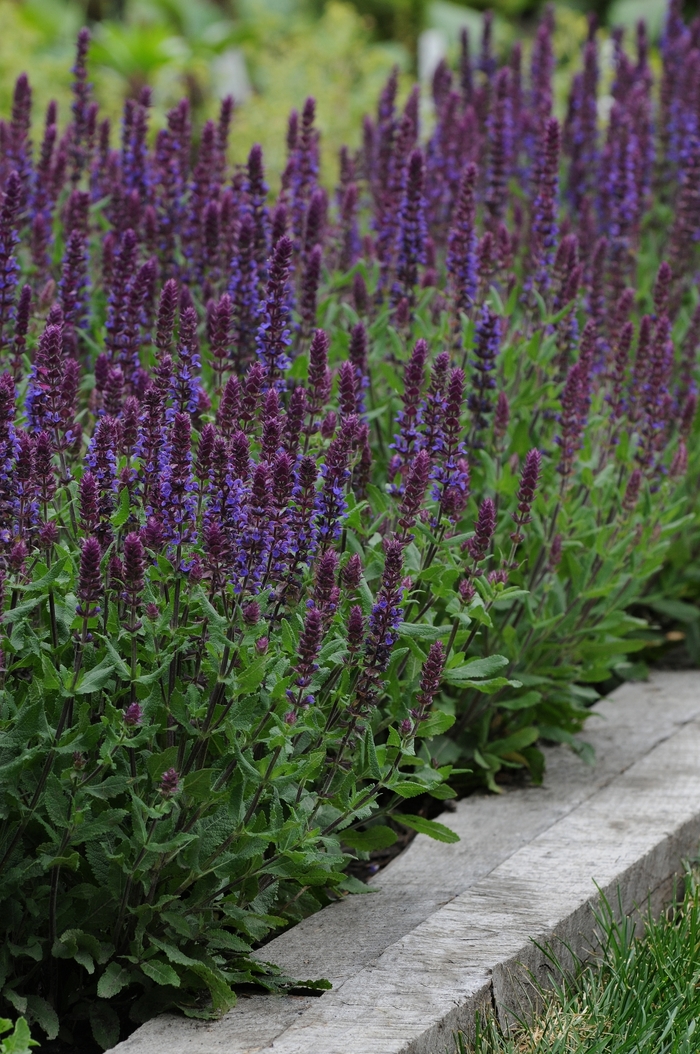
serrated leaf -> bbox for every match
[398,623,450,641]
[97,962,131,999]
[342,825,397,851]
[3,597,41,624]
[446,655,509,680]
[89,1000,121,1051]
[26,994,59,1039]
[76,657,116,695]
[111,486,131,529]
[388,780,428,798]
[415,711,455,737]
[140,959,181,987]
[27,559,70,593]
[362,727,381,780]
[395,814,460,843]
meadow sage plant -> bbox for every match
[0,1,698,1046]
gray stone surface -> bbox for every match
[113,672,700,1054]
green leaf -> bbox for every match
[40,654,60,690]
[428,782,457,799]
[76,657,116,695]
[97,961,131,999]
[0,1017,38,1052]
[111,486,131,529]
[89,1000,121,1051]
[183,768,216,802]
[3,597,41,624]
[647,598,700,624]
[395,814,459,843]
[443,675,521,694]
[236,655,267,694]
[445,655,509,680]
[342,825,398,851]
[415,711,455,737]
[489,727,540,757]
[398,623,450,641]
[146,747,179,782]
[140,959,181,987]
[389,780,429,798]
[25,995,59,1040]
[27,559,70,593]
[362,727,381,780]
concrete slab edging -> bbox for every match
[113,671,700,1054]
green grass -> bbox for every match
[454,875,700,1054]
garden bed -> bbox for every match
[112,670,700,1053]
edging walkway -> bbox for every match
[113,671,700,1053]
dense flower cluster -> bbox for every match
[0,4,698,1043]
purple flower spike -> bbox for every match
[0,171,21,349]
[485,69,513,227]
[246,143,271,273]
[295,605,323,689]
[159,767,179,797]
[256,235,294,385]
[510,449,542,545]
[390,339,428,480]
[393,149,427,308]
[347,604,366,652]
[446,163,478,317]
[431,367,470,523]
[70,28,93,185]
[469,304,501,440]
[160,412,197,547]
[306,329,332,426]
[410,641,445,724]
[365,538,405,674]
[315,415,357,547]
[77,536,102,618]
[467,497,496,566]
[124,701,144,727]
[622,468,642,512]
[398,449,431,542]
[343,553,363,591]
[155,278,178,358]
[556,361,588,482]
[123,531,145,601]
[530,118,560,291]
[79,471,98,535]
[300,243,322,341]
[170,304,201,417]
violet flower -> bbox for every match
[466,497,496,567]
[469,304,501,440]
[315,415,357,547]
[431,367,470,523]
[364,538,405,676]
[390,339,428,481]
[446,163,477,318]
[530,118,560,292]
[170,305,201,417]
[160,412,197,547]
[393,149,427,307]
[229,213,261,371]
[0,171,21,349]
[297,244,321,344]
[76,536,102,619]
[70,28,92,185]
[256,235,293,385]
[510,449,541,545]
[409,641,446,726]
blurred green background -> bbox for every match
[0,0,670,183]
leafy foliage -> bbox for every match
[0,0,697,1047]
